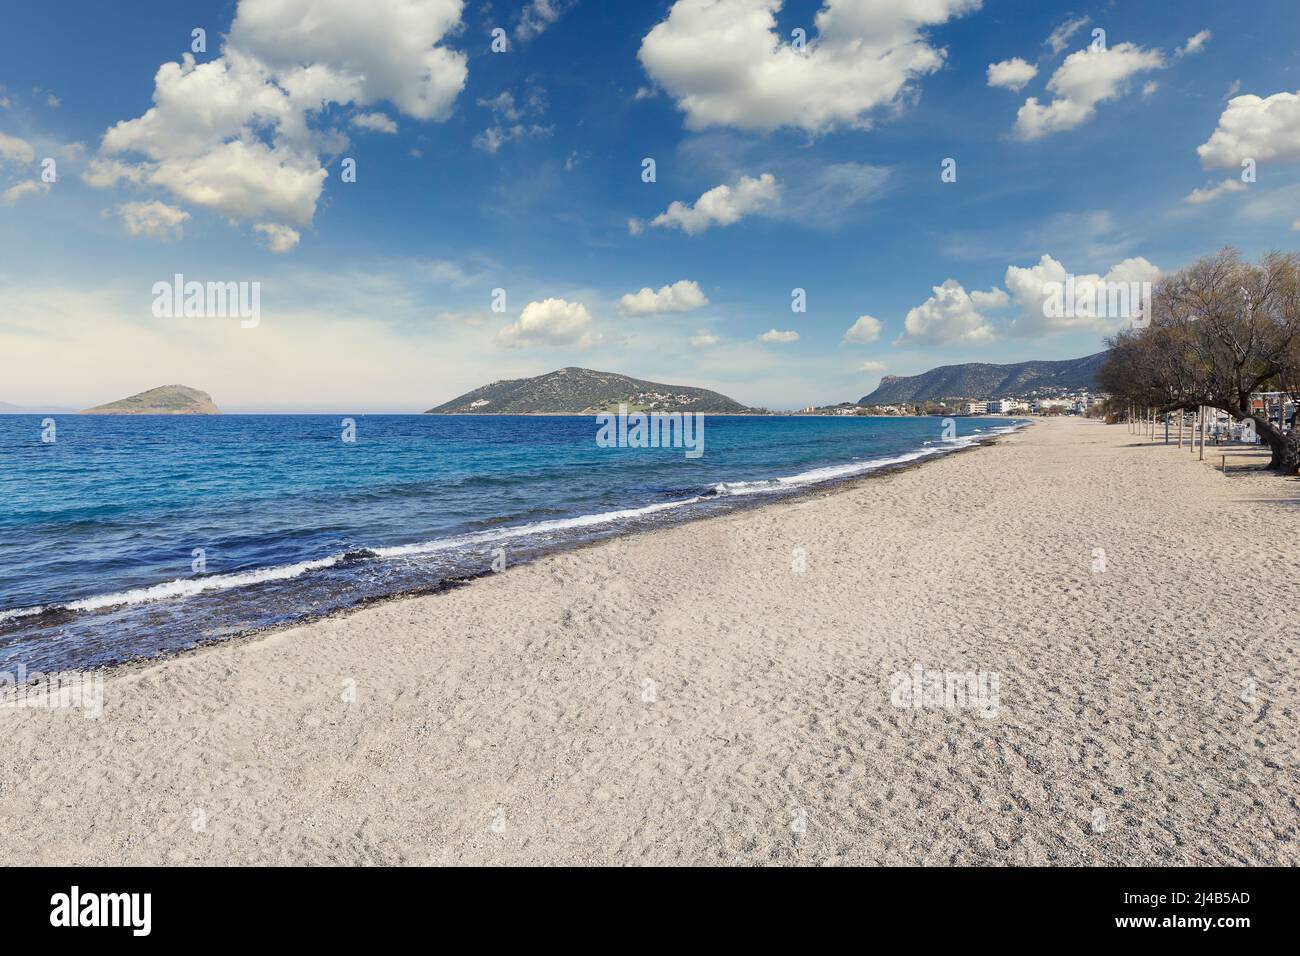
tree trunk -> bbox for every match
[1245,413,1291,473]
[1281,429,1300,476]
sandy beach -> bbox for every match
[3,416,1297,866]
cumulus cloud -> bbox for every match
[690,329,720,347]
[1014,42,1165,139]
[85,0,469,248]
[638,0,981,135]
[619,280,709,316]
[117,200,190,240]
[228,0,466,120]
[1004,254,1160,336]
[896,279,1002,345]
[758,329,799,343]
[842,314,882,343]
[351,111,398,133]
[1045,16,1089,54]
[1197,90,1300,169]
[1177,30,1211,57]
[860,360,887,373]
[0,132,35,165]
[497,298,598,348]
[649,173,779,235]
[1183,178,1246,204]
[253,222,302,253]
[3,180,48,204]
[987,58,1037,92]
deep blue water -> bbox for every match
[0,414,1023,670]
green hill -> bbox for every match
[83,385,221,415]
[860,353,1107,404]
[427,367,761,414]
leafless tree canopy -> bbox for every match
[1099,248,1300,474]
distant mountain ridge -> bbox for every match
[83,385,221,415]
[427,367,761,414]
[860,352,1108,404]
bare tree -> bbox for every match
[1100,248,1300,474]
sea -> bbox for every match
[0,414,1025,671]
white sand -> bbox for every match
[3,417,1297,865]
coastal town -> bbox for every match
[801,391,1104,417]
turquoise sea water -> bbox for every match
[0,414,1024,670]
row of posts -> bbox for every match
[1127,404,1207,461]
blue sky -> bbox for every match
[2,0,1299,411]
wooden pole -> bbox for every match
[1178,408,1184,448]
[1200,406,1207,461]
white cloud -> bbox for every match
[0,132,35,165]
[987,58,1037,92]
[638,0,981,135]
[896,279,1001,345]
[497,298,598,348]
[970,287,1010,309]
[842,314,882,343]
[620,280,709,316]
[1197,90,1300,169]
[253,222,301,253]
[3,180,48,204]
[1045,16,1089,54]
[1177,30,1211,57]
[82,157,149,188]
[690,330,720,347]
[860,360,887,373]
[1014,42,1165,139]
[117,200,191,240]
[1142,81,1159,99]
[1004,254,1161,337]
[515,0,575,42]
[1183,178,1246,204]
[758,329,799,343]
[649,173,779,234]
[473,88,550,153]
[228,0,466,120]
[627,217,645,235]
[351,111,397,133]
[86,0,468,247]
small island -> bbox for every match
[82,384,221,415]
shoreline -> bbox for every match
[4,417,1295,865]
[2,423,1025,679]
